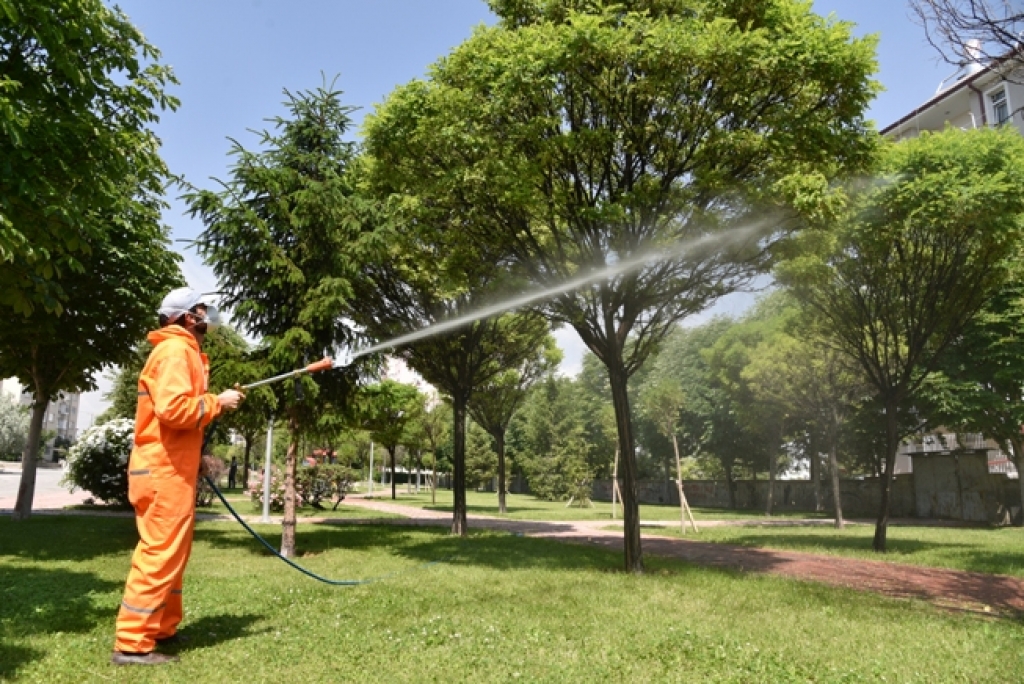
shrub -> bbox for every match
[196,455,227,507]
[61,419,134,507]
[297,464,357,510]
[248,466,285,512]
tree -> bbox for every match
[0,391,28,458]
[910,0,1024,68]
[743,322,870,528]
[510,376,593,502]
[357,380,425,500]
[637,377,698,531]
[778,127,1024,551]
[919,260,1024,524]
[1,0,178,315]
[418,400,451,504]
[464,420,498,490]
[468,328,560,514]
[366,0,878,571]
[0,186,181,519]
[187,82,373,557]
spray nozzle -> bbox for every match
[330,350,353,369]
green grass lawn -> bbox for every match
[648,523,1024,577]
[380,489,830,522]
[3,515,1022,682]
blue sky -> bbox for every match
[79,0,962,426]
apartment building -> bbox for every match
[0,377,80,461]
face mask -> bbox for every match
[189,305,221,332]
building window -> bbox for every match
[989,87,1011,125]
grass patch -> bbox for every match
[648,524,1024,577]
[197,494,402,520]
[383,490,829,522]
[2,515,1024,682]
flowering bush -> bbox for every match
[248,466,285,511]
[62,419,134,507]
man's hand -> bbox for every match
[217,388,245,412]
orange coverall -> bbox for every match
[114,325,222,653]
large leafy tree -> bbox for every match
[356,380,425,500]
[0,193,181,519]
[742,320,870,528]
[186,82,374,557]
[778,126,1024,551]
[468,328,561,514]
[0,0,177,315]
[366,0,878,572]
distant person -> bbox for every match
[111,287,244,666]
[228,456,238,490]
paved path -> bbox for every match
[0,463,90,512]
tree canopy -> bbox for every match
[0,0,178,315]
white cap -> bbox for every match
[158,287,204,320]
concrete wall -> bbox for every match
[592,468,1020,521]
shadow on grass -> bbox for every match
[159,612,268,653]
[0,643,43,681]
[1,515,138,562]
[194,523,623,574]
[0,565,122,676]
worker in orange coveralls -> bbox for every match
[111,287,244,666]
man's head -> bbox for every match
[157,287,221,343]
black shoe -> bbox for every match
[111,651,180,666]
[155,633,189,646]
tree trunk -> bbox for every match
[828,412,844,529]
[12,399,47,521]
[451,391,468,536]
[671,434,685,533]
[495,431,507,515]
[611,445,620,520]
[607,362,643,574]
[873,398,900,552]
[1012,437,1024,527]
[725,464,737,509]
[281,415,299,558]
[431,455,437,505]
[766,453,777,517]
[390,446,397,500]
[810,444,823,512]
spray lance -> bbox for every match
[201,349,445,586]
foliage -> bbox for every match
[778,126,1024,550]
[61,419,134,507]
[365,0,878,571]
[296,464,358,510]
[187,80,375,555]
[248,466,285,512]
[196,456,227,507]
[464,421,497,489]
[0,0,178,315]
[0,391,27,458]
[511,377,593,501]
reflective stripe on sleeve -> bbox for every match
[196,398,205,429]
[129,469,150,476]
